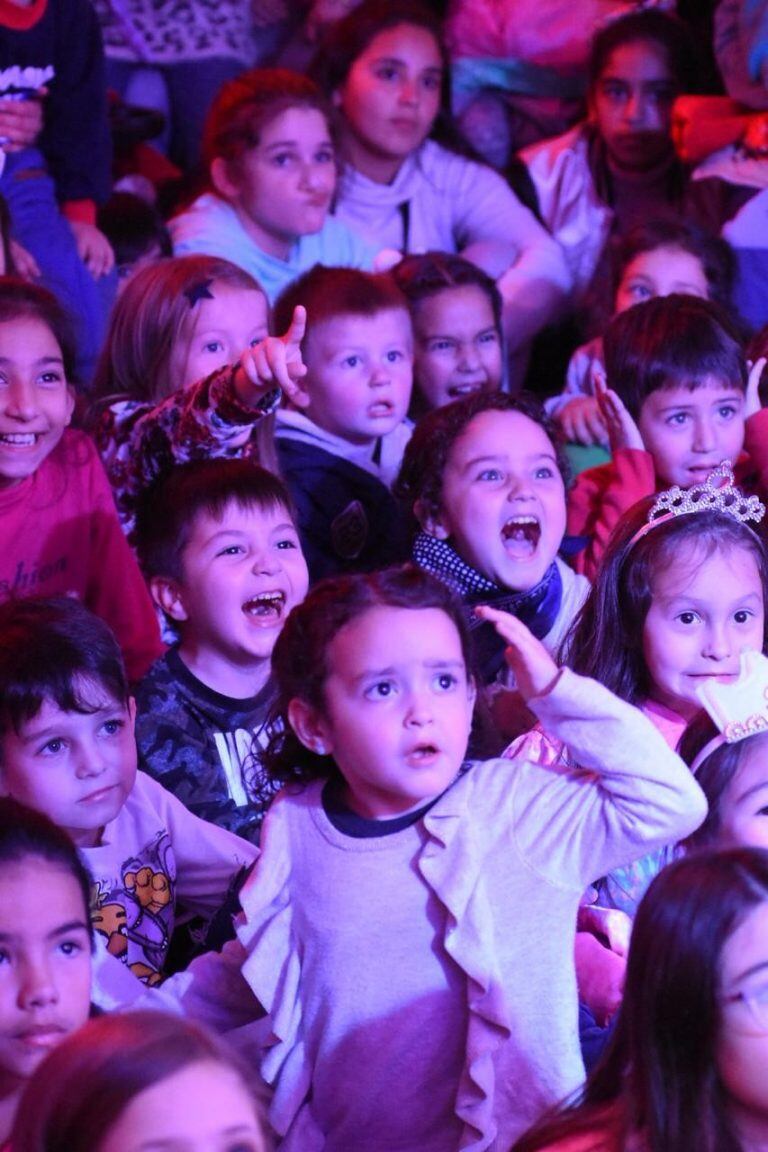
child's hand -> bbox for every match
[69,221,115,279]
[239,305,309,407]
[557,396,609,447]
[474,606,559,701]
[594,369,645,454]
[746,356,767,418]
[577,904,632,957]
[0,90,45,151]
[574,932,625,1027]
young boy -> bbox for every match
[567,294,768,580]
[273,266,414,581]
[134,459,309,843]
[0,596,257,992]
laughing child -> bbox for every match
[134,459,309,843]
[396,391,589,739]
[273,265,414,581]
[0,597,257,991]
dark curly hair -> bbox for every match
[394,390,571,537]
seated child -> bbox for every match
[392,251,504,417]
[12,1012,269,1152]
[134,459,309,843]
[272,265,414,581]
[0,597,257,990]
[96,191,172,299]
[0,277,161,681]
[547,220,735,447]
[395,391,589,736]
[89,254,307,540]
[567,293,768,580]
[0,798,93,1147]
[174,565,705,1149]
[170,68,377,304]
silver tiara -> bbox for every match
[629,462,765,546]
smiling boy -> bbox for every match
[134,459,309,841]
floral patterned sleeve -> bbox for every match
[94,365,281,541]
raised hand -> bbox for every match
[594,368,644,453]
[238,305,310,407]
[474,605,559,701]
[557,395,609,447]
[745,356,767,418]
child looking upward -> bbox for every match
[273,265,414,581]
[177,565,705,1149]
[0,277,161,681]
[0,597,256,991]
[567,294,768,580]
[134,460,309,843]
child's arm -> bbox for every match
[478,608,708,883]
[741,357,768,493]
[110,308,307,537]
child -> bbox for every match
[548,221,735,447]
[90,255,306,540]
[170,68,377,304]
[12,1012,269,1152]
[512,848,768,1152]
[0,798,93,1148]
[395,392,589,712]
[0,277,161,682]
[272,265,414,581]
[311,0,571,360]
[134,459,309,843]
[0,597,257,990]
[178,564,705,1149]
[521,10,696,305]
[392,251,504,416]
[567,293,768,580]
[96,191,172,298]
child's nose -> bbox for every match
[74,742,106,779]
[457,342,481,371]
[18,955,58,1009]
[405,693,433,727]
[702,622,731,661]
[6,379,37,420]
[251,551,281,575]
[691,416,717,453]
[505,472,534,500]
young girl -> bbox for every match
[548,220,736,446]
[391,251,504,416]
[512,847,768,1152]
[11,1012,269,1152]
[0,798,93,1148]
[90,254,307,540]
[521,10,698,306]
[395,392,589,711]
[311,0,571,359]
[180,563,705,1149]
[0,277,162,680]
[567,475,768,914]
[170,68,377,304]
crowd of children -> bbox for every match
[2,1,768,1150]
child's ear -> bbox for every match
[414,499,450,540]
[127,696,137,733]
[64,385,75,427]
[288,698,333,757]
[210,156,240,201]
[150,576,189,623]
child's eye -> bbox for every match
[0,947,9,965]
[386,349,405,363]
[422,72,443,92]
[271,151,296,168]
[717,404,739,420]
[101,718,125,737]
[624,283,651,302]
[428,338,455,353]
[648,85,676,107]
[276,537,298,550]
[315,147,335,165]
[375,65,400,82]
[535,466,555,479]
[433,672,458,692]
[733,609,754,624]
[38,371,64,387]
[477,468,503,482]
[478,330,499,346]
[342,354,361,368]
[676,611,699,625]
[216,544,244,557]
[58,938,84,957]
[365,680,397,700]
[40,737,65,755]
[666,412,689,427]
[601,82,628,103]
[202,340,224,355]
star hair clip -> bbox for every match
[629,461,765,547]
[691,650,768,774]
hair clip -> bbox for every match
[691,649,768,773]
[183,279,215,307]
[629,462,765,547]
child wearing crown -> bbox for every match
[567,295,768,580]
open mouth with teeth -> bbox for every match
[501,516,541,558]
[368,400,395,418]
[0,432,41,447]
[242,591,286,621]
[408,742,439,762]
[447,381,484,399]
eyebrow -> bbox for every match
[0,920,90,942]
[19,704,124,743]
[138,1127,257,1150]
[353,658,465,683]
[734,779,768,804]
[371,54,443,72]
[262,138,332,151]
[727,959,768,986]
[202,523,296,543]
[0,355,63,366]
[653,393,744,413]
[458,451,557,474]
